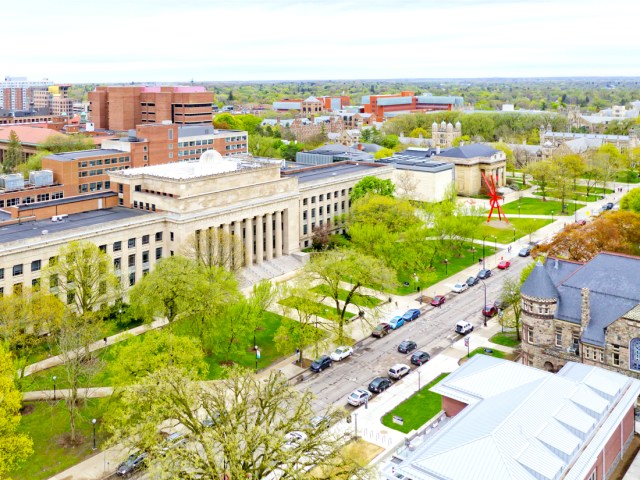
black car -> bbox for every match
[477,269,492,280]
[602,202,614,211]
[116,452,148,477]
[519,247,531,257]
[466,276,479,287]
[310,355,332,372]
[411,351,431,366]
[368,377,392,393]
[398,340,417,354]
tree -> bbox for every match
[44,241,121,320]
[0,289,64,380]
[593,144,622,191]
[350,195,418,235]
[452,135,471,147]
[109,329,208,386]
[350,176,395,202]
[40,134,95,154]
[304,249,395,342]
[549,155,579,213]
[312,222,332,250]
[3,130,23,173]
[395,169,419,198]
[499,277,524,341]
[180,229,245,272]
[525,160,554,201]
[280,142,303,161]
[105,367,368,480]
[0,344,33,477]
[373,147,394,160]
[620,188,640,213]
[409,127,429,138]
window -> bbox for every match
[155,232,163,242]
[129,272,136,286]
[114,258,121,271]
[31,260,41,272]
[0,268,3,280]
[571,334,579,354]
[128,238,136,248]
[588,471,596,480]
[303,211,307,220]
[113,241,122,252]
[32,278,40,289]
[319,206,323,216]
[311,208,316,218]
[13,283,23,296]
[527,326,534,343]
[128,254,135,267]
[99,245,106,253]
[170,232,174,241]
[142,251,149,264]
[155,247,163,260]
[168,129,173,140]
[613,344,620,366]
[311,196,316,204]
[142,235,150,245]
[303,225,308,235]
[630,339,640,371]
[327,192,331,200]
[303,198,308,206]
[319,194,324,201]
[555,327,562,347]
[13,264,23,276]
[118,183,124,193]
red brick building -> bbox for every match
[88,86,215,131]
[362,91,464,121]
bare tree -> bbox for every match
[181,229,245,272]
[395,169,419,199]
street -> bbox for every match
[294,253,531,413]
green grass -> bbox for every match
[489,332,521,348]
[615,170,640,184]
[532,191,602,202]
[500,197,584,216]
[382,373,449,433]
[279,296,356,321]
[473,217,552,244]
[10,398,112,480]
[311,285,382,307]
[466,348,511,360]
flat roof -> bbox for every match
[45,148,126,162]
[0,207,151,245]
[177,125,246,138]
[114,155,264,180]
[378,155,454,173]
[284,162,382,183]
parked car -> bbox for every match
[451,282,468,293]
[455,321,474,335]
[330,346,353,362]
[368,376,392,393]
[482,305,498,317]
[283,431,308,450]
[477,269,492,279]
[309,415,330,430]
[430,295,446,306]
[519,247,531,257]
[116,452,148,477]
[602,202,614,210]
[388,316,405,330]
[402,308,421,322]
[161,431,187,453]
[398,340,417,354]
[466,276,479,287]
[411,351,431,366]
[310,355,332,372]
[347,388,372,406]
[497,260,511,270]
[371,323,392,338]
[388,363,411,379]
[494,299,509,310]
[576,219,587,225]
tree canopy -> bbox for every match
[350,176,395,202]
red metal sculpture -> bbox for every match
[482,171,508,223]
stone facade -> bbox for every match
[431,120,461,148]
[540,124,638,158]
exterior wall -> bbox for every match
[0,114,66,125]
[441,396,467,417]
[9,194,118,220]
[0,184,66,211]
[391,167,453,203]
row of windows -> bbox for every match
[78,181,110,193]
[178,147,214,157]
[1,259,41,279]
[303,203,345,220]
[302,189,351,206]
[225,136,247,142]
[0,192,63,207]
[178,139,214,147]
[79,167,120,178]
[112,232,164,252]
[133,201,157,212]
[78,157,128,168]
[224,144,247,151]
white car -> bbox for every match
[451,282,469,293]
[347,388,372,407]
[388,363,411,380]
[330,346,353,362]
[283,431,308,450]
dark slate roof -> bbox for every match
[436,144,498,159]
[521,260,559,299]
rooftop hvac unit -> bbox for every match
[0,173,25,190]
[29,170,54,187]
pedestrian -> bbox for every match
[395,301,398,308]
[419,296,423,305]
[103,337,107,346]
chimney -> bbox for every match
[357,143,363,151]
[580,288,590,328]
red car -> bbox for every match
[482,305,498,317]
[430,295,446,307]
[497,260,511,270]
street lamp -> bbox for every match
[492,236,497,255]
[482,236,487,269]
[53,375,57,401]
[512,228,516,243]
[92,418,97,450]
[444,259,449,276]
[255,347,261,373]
[354,412,358,440]
[574,196,577,222]
[471,247,476,262]
[479,279,488,327]
[518,204,521,218]
[551,210,554,222]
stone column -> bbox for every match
[244,217,253,266]
[233,220,243,270]
[265,212,274,261]
[275,210,283,257]
[222,223,231,269]
[282,209,290,254]
[255,214,264,264]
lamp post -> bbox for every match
[471,247,476,262]
[482,236,486,269]
[551,210,554,222]
[255,347,261,373]
[444,259,449,276]
[354,412,358,440]
[492,236,497,256]
[512,228,516,243]
[92,418,97,450]
[518,204,521,218]
[574,196,577,222]
[413,272,419,292]
[53,375,57,401]
[480,279,487,327]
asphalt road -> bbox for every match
[294,255,533,413]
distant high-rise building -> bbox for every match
[0,76,53,111]
[88,86,215,131]
[32,85,73,116]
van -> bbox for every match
[455,321,473,335]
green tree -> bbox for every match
[16,150,51,178]
[374,147,394,159]
[0,344,33,477]
[304,249,395,342]
[3,130,23,173]
[213,113,242,130]
[409,127,429,138]
[549,155,580,213]
[350,176,395,202]
[499,277,524,341]
[40,134,95,154]
[280,142,303,161]
[350,194,418,234]
[452,135,471,147]
[105,367,367,480]
[526,160,554,201]
[620,188,640,213]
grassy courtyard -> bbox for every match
[489,332,521,348]
[500,197,585,216]
[473,217,552,244]
[381,373,449,433]
[279,296,356,321]
[311,284,382,308]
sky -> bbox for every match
[3,0,639,83]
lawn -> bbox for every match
[473,217,552,244]
[463,348,517,362]
[10,398,112,480]
[500,197,584,216]
[381,373,449,434]
[311,284,382,308]
[279,296,356,321]
[489,332,521,348]
[308,439,383,478]
[614,170,640,184]
[532,191,601,202]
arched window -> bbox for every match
[630,338,640,371]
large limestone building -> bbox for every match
[431,120,461,148]
[520,253,640,378]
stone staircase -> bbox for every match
[238,253,309,288]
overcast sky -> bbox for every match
[3,0,638,83]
